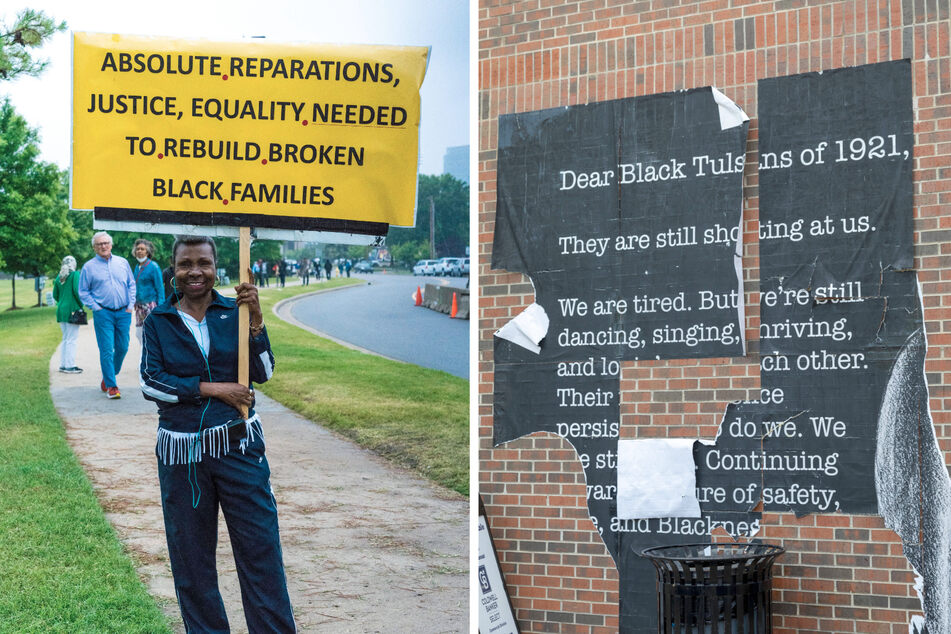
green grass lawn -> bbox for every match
[0,307,171,633]
[256,281,470,496]
[0,276,48,311]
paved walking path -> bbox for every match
[49,315,468,633]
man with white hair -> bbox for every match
[78,231,136,399]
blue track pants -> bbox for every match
[157,431,296,633]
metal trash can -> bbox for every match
[640,542,785,633]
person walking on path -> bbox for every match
[324,259,333,279]
[132,239,165,344]
[52,255,85,374]
[345,259,352,278]
[140,235,296,633]
[253,259,263,286]
[78,231,135,399]
[279,258,287,288]
[299,258,310,286]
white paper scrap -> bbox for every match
[494,303,549,354]
[711,87,749,130]
[617,438,701,519]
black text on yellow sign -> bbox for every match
[72,32,429,227]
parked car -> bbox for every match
[353,259,374,273]
[446,257,470,277]
[413,259,439,276]
[434,257,451,275]
[448,257,467,276]
[436,257,464,276]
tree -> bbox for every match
[318,243,370,263]
[64,211,177,273]
[216,237,281,280]
[63,208,94,266]
[389,239,429,267]
[0,8,66,80]
[0,98,74,308]
[386,174,469,263]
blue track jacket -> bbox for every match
[140,290,274,434]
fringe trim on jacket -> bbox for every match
[156,414,263,466]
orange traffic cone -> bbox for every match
[413,286,423,306]
[450,292,459,318]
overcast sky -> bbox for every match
[2,0,469,176]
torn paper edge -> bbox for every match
[713,86,747,353]
[734,200,747,356]
[494,302,549,354]
[617,438,701,519]
[495,429,621,565]
[711,87,750,130]
[700,399,765,538]
[874,280,951,634]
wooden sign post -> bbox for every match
[238,226,251,418]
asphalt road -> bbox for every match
[287,272,470,379]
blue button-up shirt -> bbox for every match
[78,254,136,311]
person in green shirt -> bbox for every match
[52,255,85,374]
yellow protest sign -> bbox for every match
[72,32,428,228]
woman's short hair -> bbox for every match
[172,235,217,265]
[133,238,155,258]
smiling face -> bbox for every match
[173,242,216,301]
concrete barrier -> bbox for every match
[422,284,469,319]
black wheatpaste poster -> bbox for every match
[492,61,946,633]
[751,60,914,516]
[493,86,751,632]
[751,60,948,634]
[494,87,749,365]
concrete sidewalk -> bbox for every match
[49,319,468,633]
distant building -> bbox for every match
[443,145,469,183]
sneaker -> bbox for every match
[59,367,67,373]
[101,380,108,392]
[63,367,83,374]
[107,387,121,399]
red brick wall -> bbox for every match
[478,1,951,632]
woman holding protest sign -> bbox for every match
[140,235,295,633]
